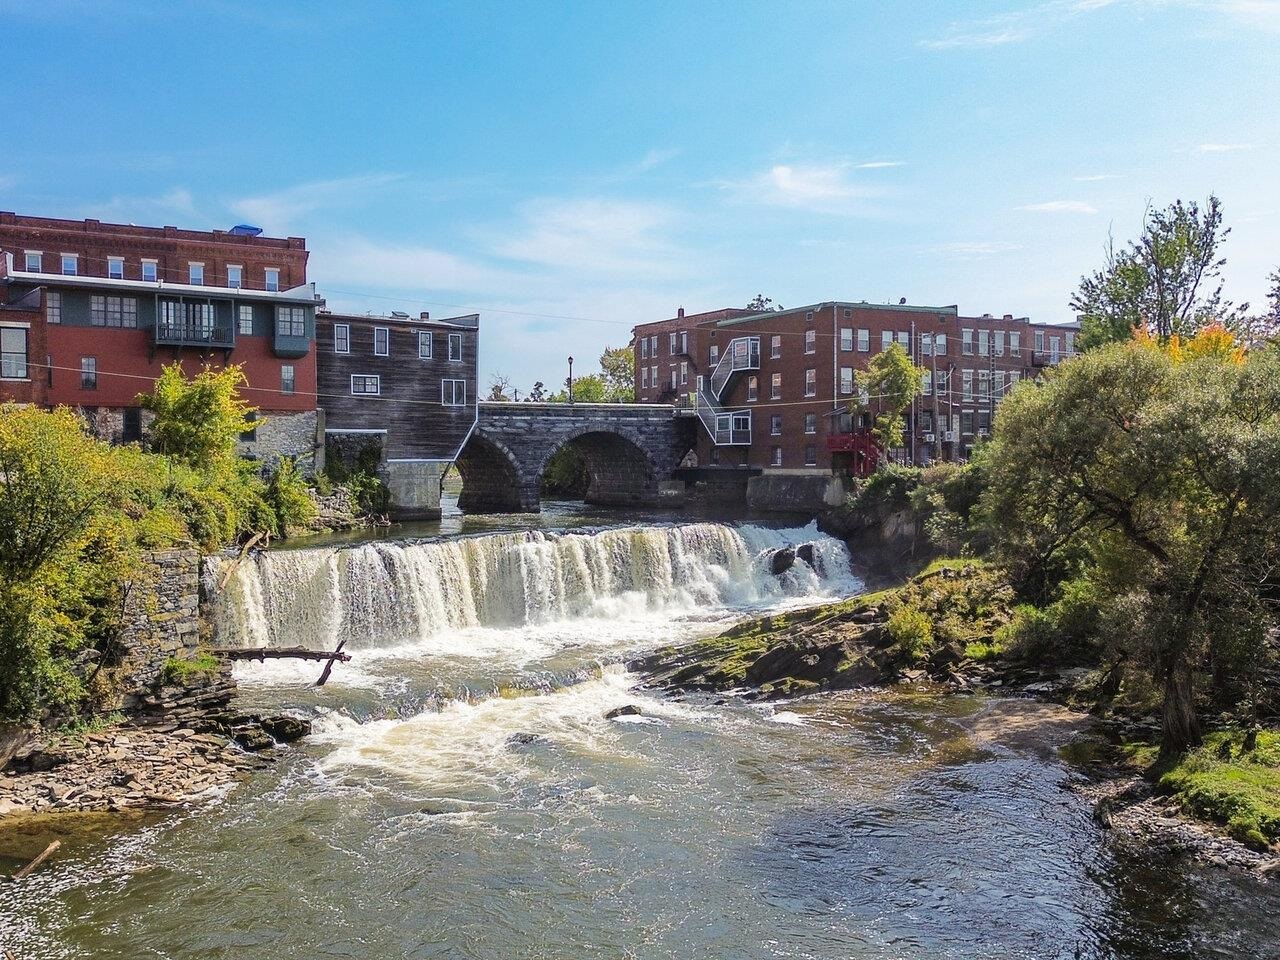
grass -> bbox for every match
[963,639,1006,662]
[55,711,125,742]
[1155,730,1280,850]
[158,651,221,687]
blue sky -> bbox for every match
[4,0,1278,390]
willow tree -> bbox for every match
[981,330,1280,757]
[856,342,924,459]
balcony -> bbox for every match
[154,319,234,349]
[1032,350,1071,367]
[694,388,751,445]
[709,336,760,399]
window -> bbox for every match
[240,411,258,443]
[1010,331,1021,356]
[770,335,782,359]
[108,257,124,280]
[897,331,910,349]
[804,413,817,434]
[448,333,463,361]
[680,361,688,385]
[418,330,432,359]
[935,333,947,356]
[993,330,1005,356]
[90,296,138,328]
[978,329,989,356]
[979,370,990,401]
[922,410,934,432]
[228,265,243,289]
[805,444,817,466]
[122,408,142,443]
[650,365,657,386]
[771,372,782,399]
[640,338,648,360]
[23,251,40,272]
[994,371,1007,400]
[805,329,816,354]
[805,310,814,322]
[442,378,467,406]
[839,366,854,395]
[61,254,78,276]
[921,334,933,356]
[961,410,974,435]
[669,368,677,390]
[922,370,932,396]
[680,331,688,354]
[710,448,720,465]
[238,305,254,336]
[936,370,949,396]
[978,410,992,433]
[640,367,648,388]
[276,307,307,338]
[835,327,851,352]
[962,329,974,355]
[188,263,204,285]
[80,356,97,390]
[804,368,816,397]
[0,327,28,379]
[46,291,62,324]
[771,446,783,467]
[1065,331,1076,355]
[264,268,280,292]
[1034,330,1045,353]
[669,332,677,354]
[141,260,157,282]
[710,344,720,365]
[857,329,869,352]
[1050,336,1061,363]
[963,370,974,401]
[771,414,783,435]
[351,374,380,395]
[1010,370,1020,387]
[881,330,893,352]
[281,364,296,395]
[649,335,657,355]
[374,326,390,356]
[843,308,853,319]
[328,323,349,354]
[747,375,758,401]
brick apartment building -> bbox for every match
[633,300,1078,476]
[316,308,480,518]
[0,212,323,463]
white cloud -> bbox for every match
[309,236,514,295]
[1198,142,1253,153]
[1073,173,1123,181]
[716,163,881,212]
[1017,200,1099,213]
[854,161,905,169]
[929,241,1024,259]
[1219,0,1280,31]
[921,0,1120,49]
[229,174,404,234]
[92,187,201,223]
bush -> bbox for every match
[265,457,317,531]
[888,605,936,663]
[158,652,221,687]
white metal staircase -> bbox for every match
[682,336,759,446]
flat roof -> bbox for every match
[318,310,480,330]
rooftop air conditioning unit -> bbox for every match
[923,433,936,443]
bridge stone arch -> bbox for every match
[456,402,696,513]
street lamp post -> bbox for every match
[568,355,575,404]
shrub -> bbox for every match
[888,605,936,663]
[265,457,317,531]
[158,652,221,687]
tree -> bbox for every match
[1072,195,1244,348]
[855,342,924,458]
[139,363,258,469]
[746,294,781,311]
[488,373,514,401]
[527,381,547,402]
[1232,268,1280,346]
[599,346,635,402]
[549,374,608,403]
[980,332,1280,758]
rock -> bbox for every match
[605,705,642,720]
[768,547,796,576]
[795,543,818,570]
[259,715,311,744]
[507,732,547,747]
[232,729,275,752]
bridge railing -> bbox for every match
[709,336,760,399]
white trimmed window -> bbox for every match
[963,369,974,401]
[1035,330,1045,353]
[857,328,869,352]
[881,330,893,351]
[922,370,933,396]
[993,330,1005,356]
[90,295,138,328]
[351,374,380,395]
[770,335,781,359]
[680,361,688,385]
[264,268,280,292]
[840,327,853,351]
[418,330,432,359]
[442,378,467,406]
[936,333,947,356]
[840,366,854,395]
[771,372,782,399]
[374,326,389,356]
[805,413,817,434]
[805,329,817,354]
[771,446,783,467]
[61,254,78,276]
[804,368,816,397]
[640,338,648,359]
[188,262,204,285]
[276,307,306,337]
[771,415,782,435]
[448,333,463,361]
[978,329,989,356]
[0,327,29,379]
[238,306,254,336]
[108,257,124,280]
[335,323,350,354]
[228,265,243,289]
[80,356,97,390]
[46,291,62,324]
[141,259,158,282]
[962,329,974,355]
[710,344,720,365]
[641,366,648,388]
[1010,331,1021,356]
[747,375,758,401]
[281,364,296,395]
[23,251,41,272]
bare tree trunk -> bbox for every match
[1160,650,1201,761]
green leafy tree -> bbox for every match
[746,294,781,311]
[599,346,636,402]
[1072,195,1243,348]
[527,381,548,402]
[140,363,259,468]
[980,334,1280,758]
[855,342,924,458]
[549,373,608,403]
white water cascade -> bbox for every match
[214,521,857,651]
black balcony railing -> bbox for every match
[154,320,235,349]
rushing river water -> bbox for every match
[3,509,1279,959]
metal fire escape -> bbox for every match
[683,336,759,445]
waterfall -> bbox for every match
[213,522,856,651]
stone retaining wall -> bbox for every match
[114,548,203,712]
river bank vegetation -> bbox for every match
[0,364,314,725]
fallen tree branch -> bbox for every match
[217,531,268,591]
[211,646,352,664]
[314,639,349,687]
[12,840,61,881]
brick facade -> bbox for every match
[634,300,1079,474]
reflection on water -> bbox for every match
[4,514,1278,960]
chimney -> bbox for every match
[420,311,430,321]
[677,306,685,319]
[1003,314,1013,321]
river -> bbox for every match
[3,505,1278,959]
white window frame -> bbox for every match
[227,264,243,289]
[107,256,124,280]
[448,332,463,362]
[771,372,782,400]
[442,378,467,406]
[962,328,974,355]
[770,335,781,359]
[188,262,204,285]
[771,415,782,436]
[141,259,158,282]
[936,333,947,356]
[335,323,350,354]
[771,446,783,467]
[374,326,390,357]
[804,444,817,467]
[840,327,853,351]
[978,329,989,356]
[23,251,41,272]
[418,330,432,359]
[264,267,280,292]
[238,305,254,336]
[993,330,1005,356]
[640,366,648,388]
[747,375,758,401]
[805,329,817,355]
[1010,331,1021,356]
[857,329,869,352]
[0,325,30,380]
[61,253,78,276]
[840,366,854,395]
[804,368,817,397]
[281,364,296,395]
[640,338,648,359]
[881,330,893,352]
[350,374,380,396]
[804,413,817,435]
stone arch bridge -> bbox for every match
[456,402,696,513]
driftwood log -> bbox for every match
[211,646,352,664]
[11,840,61,881]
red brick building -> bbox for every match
[0,212,323,463]
[633,300,1078,476]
